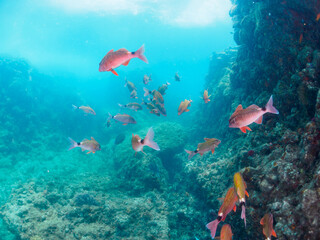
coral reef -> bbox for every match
[1,180,170,240]
[1,0,320,239]
[191,0,320,239]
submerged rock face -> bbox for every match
[192,0,320,239]
[0,181,170,240]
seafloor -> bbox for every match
[0,0,320,239]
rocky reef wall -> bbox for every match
[192,0,320,239]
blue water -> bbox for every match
[0,0,234,109]
[0,1,235,239]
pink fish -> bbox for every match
[68,137,101,154]
[229,95,279,133]
[99,45,148,76]
[132,128,160,154]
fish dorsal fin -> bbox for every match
[272,229,277,237]
[247,104,259,110]
[107,49,114,55]
[91,137,95,141]
[83,138,89,141]
[204,138,211,141]
[122,59,131,66]
[260,217,264,225]
[235,104,243,112]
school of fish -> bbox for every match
[69,45,280,239]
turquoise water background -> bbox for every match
[0,1,236,239]
[0,0,235,112]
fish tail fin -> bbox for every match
[241,205,246,227]
[118,103,124,108]
[185,149,196,160]
[143,87,150,97]
[72,104,78,110]
[135,44,148,64]
[68,137,78,150]
[206,219,220,239]
[144,127,160,150]
[265,95,279,114]
[166,81,171,85]
[107,112,113,121]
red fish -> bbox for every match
[206,187,238,239]
[229,95,279,133]
[316,13,320,21]
[99,45,148,76]
[261,213,277,240]
[131,128,160,154]
[234,172,249,227]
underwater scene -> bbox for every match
[0,0,320,239]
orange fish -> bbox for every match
[234,172,249,227]
[316,13,320,21]
[260,213,277,240]
[299,33,303,44]
[143,88,164,104]
[229,95,279,133]
[217,224,233,240]
[68,137,101,154]
[178,99,192,115]
[72,105,96,115]
[131,127,160,154]
[185,138,220,160]
[203,90,211,103]
[206,187,238,239]
[99,45,148,76]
